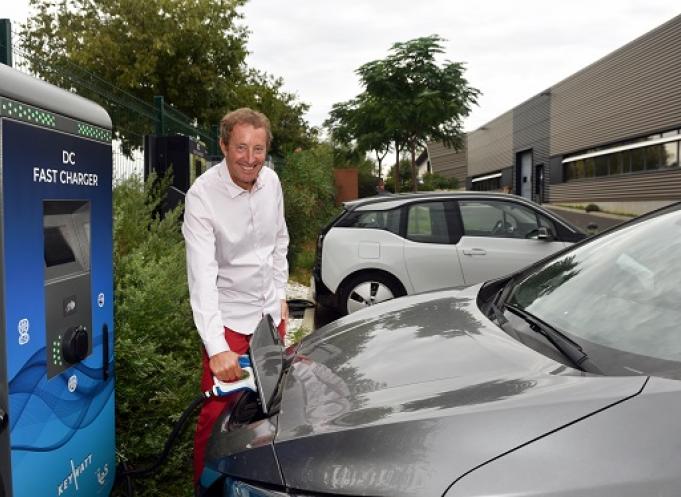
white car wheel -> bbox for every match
[341,273,405,314]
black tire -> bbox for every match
[338,272,406,315]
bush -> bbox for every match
[113,173,198,497]
[584,203,600,213]
[419,172,459,191]
[385,159,413,192]
[280,144,339,274]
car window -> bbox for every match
[506,207,681,377]
[337,209,401,234]
[406,201,449,244]
[459,200,554,239]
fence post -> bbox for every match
[154,95,166,135]
[0,19,12,67]
[211,124,220,158]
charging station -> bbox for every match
[0,64,114,497]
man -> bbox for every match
[182,108,289,482]
[375,177,389,195]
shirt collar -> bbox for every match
[218,159,265,198]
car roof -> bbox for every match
[344,191,539,211]
[342,191,585,233]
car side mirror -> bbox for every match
[536,226,552,241]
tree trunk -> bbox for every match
[411,145,418,192]
[394,141,400,193]
[375,151,383,179]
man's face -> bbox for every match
[220,123,268,190]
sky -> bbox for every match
[3,1,681,133]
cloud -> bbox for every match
[241,0,680,132]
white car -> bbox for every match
[313,192,586,314]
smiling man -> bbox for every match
[181,108,289,482]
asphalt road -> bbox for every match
[313,304,342,330]
[545,206,630,234]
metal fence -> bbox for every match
[0,19,219,183]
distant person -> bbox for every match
[376,177,390,195]
[182,107,289,483]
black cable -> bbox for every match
[114,394,208,494]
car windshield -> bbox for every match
[506,206,681,378]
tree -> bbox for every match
[330,35,479,192]
[234,69,318,158]
[325,95,392,178]
[22,0,246,135]
[20,0,317,155]
[357,35,480,192]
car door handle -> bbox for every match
[463,248,487,256]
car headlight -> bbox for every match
[223,478,316,497]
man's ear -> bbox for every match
[219,138,229,157]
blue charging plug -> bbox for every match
[206,355,257,398]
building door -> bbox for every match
[517,150,532,199]
[535,164,545,204]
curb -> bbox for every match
[301,279,316,331]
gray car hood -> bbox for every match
[272,286,646,496]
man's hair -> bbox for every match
[220,108,272,148]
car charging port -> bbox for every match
[226,390,266,432]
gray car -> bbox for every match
[199,202,681,497]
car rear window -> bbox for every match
[335,209,402,234]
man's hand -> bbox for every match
[281,299,289,326]
[209,351,242,382]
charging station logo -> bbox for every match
[18,318,30,345]
[57,454,93,495]
[96,464,109,486]
[68,375,78,393]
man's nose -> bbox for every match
[245,150,258,163]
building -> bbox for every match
[429,13,681,214]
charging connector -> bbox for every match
[206,356,256,398]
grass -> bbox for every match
[290,240,316,286]
[287,326,312,345]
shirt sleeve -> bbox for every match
[182,186,229,356]
[272,176,289,300]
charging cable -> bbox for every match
[115,355,255,496]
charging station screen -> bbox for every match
[44,227,77,267]
[44,200,92,379]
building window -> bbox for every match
[471,175,502,191]
[563,130,681,181]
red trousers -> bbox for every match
[194,321,286,482]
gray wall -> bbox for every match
[550,168,681,203]
[467,111,513,176]
[513,94,551,201]
[551,14,681,157]
[427,140,467,186]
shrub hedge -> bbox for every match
[113,173,198,497]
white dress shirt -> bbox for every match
[182,160,289,357]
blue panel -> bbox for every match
[2,119,114,497]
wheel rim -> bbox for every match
[346,281,395,314]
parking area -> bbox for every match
[544,205,630,233]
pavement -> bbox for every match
[545,204,632,233]
[285,281,317,344]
